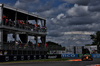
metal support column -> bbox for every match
[35,19,38,32]
[41,20,43,26]
[0,30,3,50]
[36,36,38,49]
[26,15,28,23]
[44,36,46,48]
[35,19,38,25]
[26,34,28,55]
[44,20,46,27]
[15,11,17,27]
[14,33,17,50]
[0,4,3,25]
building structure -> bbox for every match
[0,4,47,61]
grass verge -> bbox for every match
[0,58,68,64]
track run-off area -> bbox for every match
[0,58,100,66]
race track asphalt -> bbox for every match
[0,58,100,66]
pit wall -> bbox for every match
[0,54,61,62]
[0,55,48,62]
[0,54,100,62]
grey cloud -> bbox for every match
[48,31,63,37]
[14,0,53,12]
[47,34,92,46]
[45,5,100,47]
[67,4,89,17]
[19,0,39,3]
[63,0,91,5]
[73,23,100,31]
[13,0,100,46]
[68,16,95,25]
[88,0,100,12]
[44,1,100,46]
[39,3,69,18]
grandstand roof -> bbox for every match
[0,3,46,20]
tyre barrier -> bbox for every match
[27,56,30,60]
[0,55,59,62]
[13,56,17,61]
[39,55,41,59]
[5,56,9,61]
[34,55,36,59]
[21,56,24,60]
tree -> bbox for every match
[46,41,65,50]
[90,31,100,53]
[90,31,100,45]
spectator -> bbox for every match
[42,26,45,32]
[33,24,35,30]
[4,51,7,55]
[19,20,23,28]
[3,15,6,25]
[6,18,9,25]
[37,25,40,32]
[15,41,19,49]
[0,51,3,55]
[24,44,28,49]
[22,21,25,29]
[9,19,13,27]
[45,26,47,32]
[46,43,47,47]
[37,43,39,47]
[16,20,18,28]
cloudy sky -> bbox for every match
[1,0,100,46]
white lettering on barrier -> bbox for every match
[71,54,75,57]
[62,54,77,58]
[66,54,70,57]
[62,54,66,57]
[48,56,57,59]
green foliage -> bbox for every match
[90,31,100,45]
[46,41,65,50]
[0,58,68,63]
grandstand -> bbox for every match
[0,4,47,61]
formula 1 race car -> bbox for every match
[81,55,93,61]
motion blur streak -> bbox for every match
[87,64,100,66]
[68,59,82,61]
